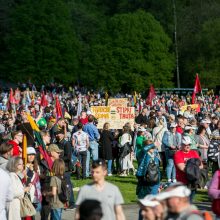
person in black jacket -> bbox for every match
[55,130,75,208]
[135,107,148,125]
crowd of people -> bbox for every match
[0,84,220,220]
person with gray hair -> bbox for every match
[6,156,30,220]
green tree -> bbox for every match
[82,10,175,93]
[4,0,79,85]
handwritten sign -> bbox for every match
[108,98,128,107]
[91,106,135,129]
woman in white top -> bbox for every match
[119,125,135,176]
[6,156,30,220]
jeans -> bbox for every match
[51,208,62,220]
[107,160,112,174]
[64,172,74,206]
[166,158,176,180]
[76,151,87,178]
[86,141,99,177]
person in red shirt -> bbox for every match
[7,130,23,156]
[174,136,203,185]
[79,111,88,125]
[176,116,185,134]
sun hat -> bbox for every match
[182,136,192,145]
[139,195,160,207]
[47,144,63,153]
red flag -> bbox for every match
[146,85,156,106]
[192,74,202,104]
[38,145,53,171]
[55,96,63,119]
[9,88,16,104]
[40,92,48,107]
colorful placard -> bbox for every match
[108,98,128,107]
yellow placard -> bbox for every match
[180,104,200,112]
[91,106,135,129]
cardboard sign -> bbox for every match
[108,98,128,107]
[91,106,135,129]
[180,104,200,112]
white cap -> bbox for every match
[87,111,92,115]
[201,119,211,124]
[156,185,191,201]
[139,195,160,207]
[182,136,192,145]
[184,125,197,130]
[170,122,177,128]
[27,147,36,155]
[138,127,146,132]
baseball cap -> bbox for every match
[27,147,36,155]
[182,136,192,145]
[156,185,191,201]
[139,195,160,207]
[200,119,211,124]
[138,127,146,132]
[170,122,177,128]
[47,144,63,153]
[184,125,197,130]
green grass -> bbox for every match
[72,174,138,204]
[72,174,211,204]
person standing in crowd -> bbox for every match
[0,167,13,220]
[0,142,13,170]
[138,195,163,220]
[75,159,125,220]
[196,125,209,162]
[210,116,218,132]
[184,125,198,152]
[135,127,147,163]
[43,159,66,220]
[8,130,23,156]
[26,147,42,217]
[162,122,181,183]
[72,122,89,179]
[55,130,75,209]
[176,116,185,134]
[51,118,67,143]
[83,115,100,177]
[156,183,204,220]
[40,144,63,220]
[6,156,31,220]
[99,122,114,176]
[135,107,148,125]
[200,118,212,138]
[41,131,51,150]
[119,125,134,176]
[174,136,203,201]
[79,111,88,125]
[17,110,35,147]
[208,168,220,219]
[152,119,167,173]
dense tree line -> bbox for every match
[0,0,220,92]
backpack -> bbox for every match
[145,159,159,185]
[185,158,201,183]
[56,176,69,203]
[207,139,219,162]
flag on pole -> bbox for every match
[55,96,63,119]
[192,73,202,104]
[146,85,156,106]
[22,134,27,166]
[40,91,48,107]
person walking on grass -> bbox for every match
[75,159,125,220]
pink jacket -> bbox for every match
[208,170,220,199]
